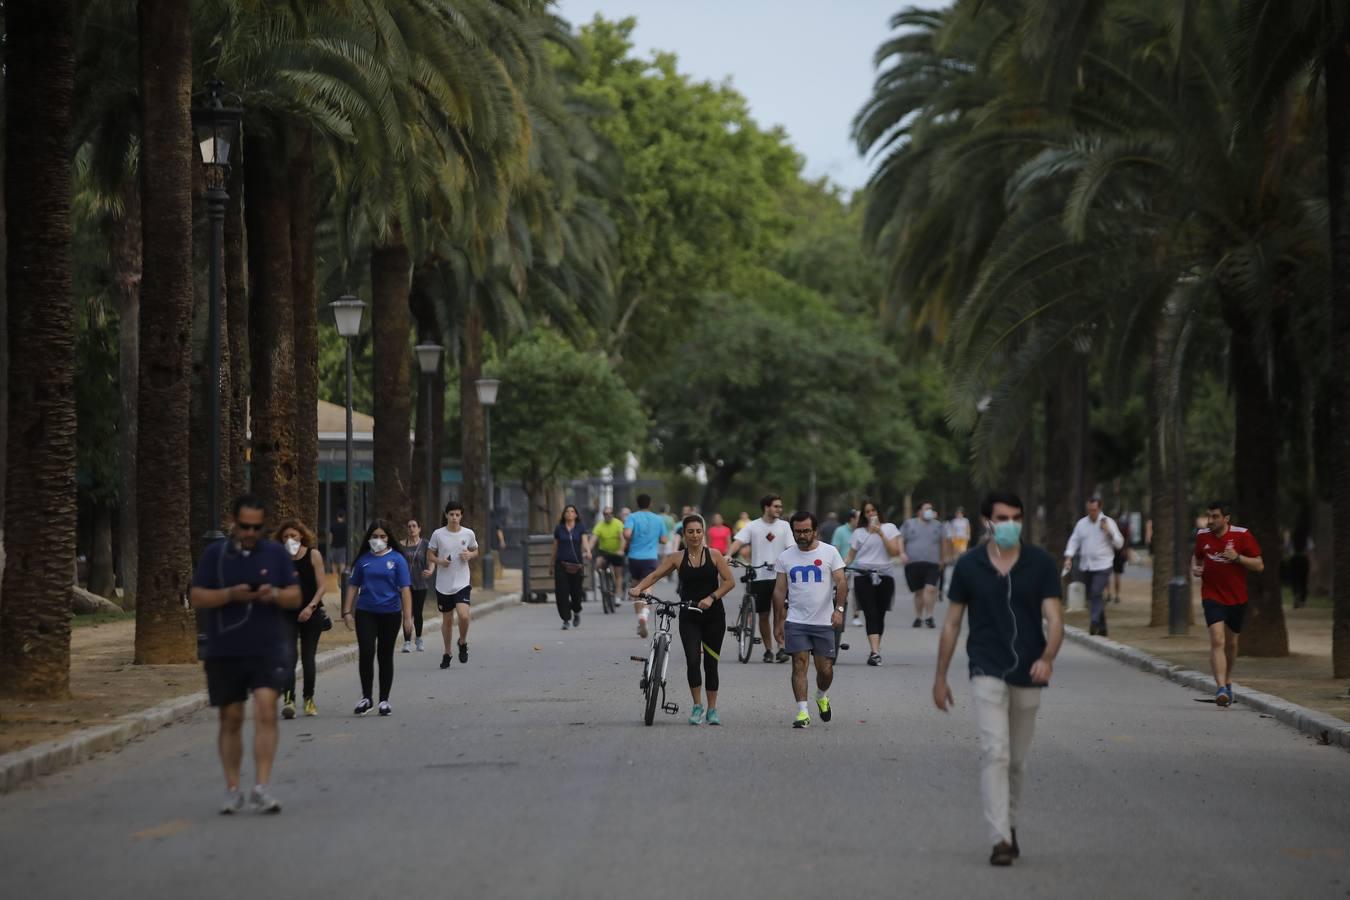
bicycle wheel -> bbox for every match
[737,596,755,664]
[644,640,666,725]
[602,570,616,614]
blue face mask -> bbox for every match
[991,520,1022,549]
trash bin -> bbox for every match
[521,534,594,603]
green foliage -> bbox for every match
[488,329,646,492]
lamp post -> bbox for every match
[331,295,366,571]
[414,342,444,532]
[476,377,501,590]
[191,80,242,545]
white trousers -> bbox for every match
[971,675,1042,844]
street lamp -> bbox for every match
[414,342,444,534]
[331,295,366,571]
[191,80,242,545]
[476,377,501,589]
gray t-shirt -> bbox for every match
[899,518,944,564]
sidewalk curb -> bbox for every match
[1063,625,1350,751]
[0,593,522,794]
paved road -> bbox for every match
[2,578,1347,899]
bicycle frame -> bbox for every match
[632,594,693,719]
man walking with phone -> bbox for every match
[1062,495,1124,636]
[1192,501,1264,707]
[190,495,302,814]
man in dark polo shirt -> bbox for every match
[190,494,301,814]
[933,490,1063,867]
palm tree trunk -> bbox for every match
[1326,26,1350,676]
[1043,372,1075,561]
[371,227,413,532]
[245,129,300,524]
[410,268,443,528]
[1147,320,1175,627]
[290,128,319,530]
[0,0,78,696]
[88,501,116,599]
[133,0,197,665]
[112,182,141,609]
[1228,325,1288,656]
[225,160,249,502]
[460,296,486,538]
[0,119,8,605]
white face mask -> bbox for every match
[369,538,387,554]
[285,538,302,556]
[922,509,935,521]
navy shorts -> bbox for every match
[437,585,471,611]
[204,655,288,707]
[784,622,836,658]
[1202,599,1246,633]
[628,558,659,582]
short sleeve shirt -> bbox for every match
[1194,526,1261,606]
[593,518,625,554]
[554,523,589,565]
[428,526,477,595]
[831,523,853,556]
[899,518,944,564]
[774,543,845,626]
[192,538,298,660]
[947,545,1061,687]
[624,511,665,560]
[349,549,412,613]
[734,517,792,581]
[849,522,901,570]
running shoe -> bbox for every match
[249,786,282,814]
[220,789,245,815]
[458,642,468,664]
[706,709,721,726]
[415,637,425,652]
[402,640,412,653]
[913,618,922,628]
[637,617,648,638]
[354,698,373,716]
[281,692,296,720]
[775,649,790,663]
[688,704,704,726]
[990,841,1014,866]
[1226,683,1234,703]
[1011,829,1020,859]
[792,710,811,729]
[816,696,832,723]
[561,621,570,631]
[867,652,881,667]
[378,701,392,716]
[1215,686,1231,707]
[851,616,862,627]
[572,614,580,628]
[303,697,318,717]
[763,650,775,663]
[925,617,936,629]
[440,653,452,668]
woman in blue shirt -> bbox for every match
[341,520,413,716]
[551,504,591,630]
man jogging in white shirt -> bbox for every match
[726,494,792,662]
[426,500,478,668]
[772,511,848,728]
[1062,494,1123,636]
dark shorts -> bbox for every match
[750,579,776,614]
[1203,599,1246,633]
[437,586,471,611]
[204,655,288,707]
[599,551,625,569]
[1112,552,1128,574]
[784,621,836,658]
[904,561,942,592]
[628,558,659,582]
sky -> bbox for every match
[555,0,948,191]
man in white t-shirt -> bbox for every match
[426,501,479,669]
[726,494,792,663]
[772,511,848,729]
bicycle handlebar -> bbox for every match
[633,593,701,612]
[728,559,774,571]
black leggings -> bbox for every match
[679,604,726,692]
[285,617,324,700]
[555,567,584,621]
[407,589,427,638]
[855,574,895,637]
[355,610,401,702]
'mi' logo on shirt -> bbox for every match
[789,564,823,584]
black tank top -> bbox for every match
[677,548,721,610]
[293,549,319,620]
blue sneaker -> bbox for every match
[1215,686,1231,708]
[705,708,721,726]
[688,704,704,725]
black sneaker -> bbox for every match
[925,617,935,629]
[763,650,774,663]
[561,621,570,631]
[440,654,452,669]
[572,614,580,628]
[354,698,373,716]
[775,649,790,663]
[458,642,468,664]
[990,841,1014,866]
[378,701,392,716]
[912,618,922,628]
[867,653,881,667]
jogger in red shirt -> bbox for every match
[1192,501,1264,707]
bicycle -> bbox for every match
[595,555,621,614]
[726,559,774,664]
[628,592,694,725]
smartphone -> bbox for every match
[869,516,880,528]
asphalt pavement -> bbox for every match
[1,576,1347,900]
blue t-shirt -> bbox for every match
[192,538,298,660]
[624,510,665,561]
[350,550,412,613]
[554,523,589,565]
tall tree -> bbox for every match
[133,0,197,664]
[112,182,141,609]
[0,0,79,696]
[370,226,412,531]
[1326,13,1350,676]
[290,128,320,530]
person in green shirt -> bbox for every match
[591,506,627,593]
[832,509,859,625]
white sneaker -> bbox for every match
[415,637,424,651]
[378,701,392,716]
[637,616,649,639]
[851,616,861,627]
[401,640,412,653]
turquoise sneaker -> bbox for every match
[688,704,704,725]
[706,708,721,726]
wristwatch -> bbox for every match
[835,606,846,613]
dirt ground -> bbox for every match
[1065,570,1350,722]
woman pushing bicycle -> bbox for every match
[629,514,735,725]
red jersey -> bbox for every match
[1194,526,1261,606]
[708,525,732,555]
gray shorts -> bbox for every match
[784,621,836,658]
